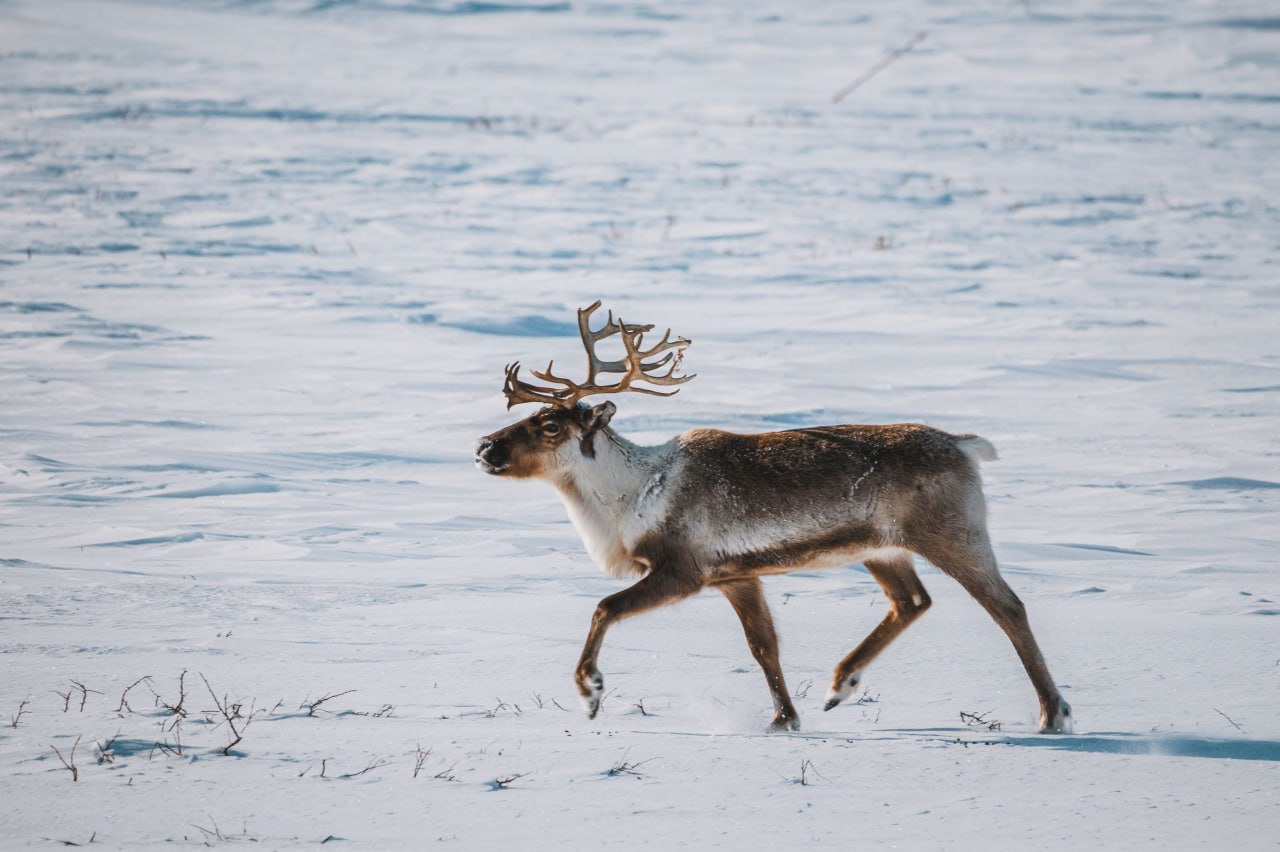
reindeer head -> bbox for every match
[475,301,694,479]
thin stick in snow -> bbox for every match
[832,31,928,103]
[51,736,81,782]
[413,745,431,779]
[116,675,153,715]
[303,689,357,717]
[69,680,102,712]
[200,673,258,755]
[1213,707,1244,732]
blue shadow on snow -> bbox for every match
[998,732,1280,762]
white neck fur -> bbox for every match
[549,428,676,577]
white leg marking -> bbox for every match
[823,669,863,711]
[580,671,604,719]
[1043,696,1074,734]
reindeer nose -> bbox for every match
[474,437,510,474]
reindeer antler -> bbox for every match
[502,301,694,409]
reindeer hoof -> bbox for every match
[1039,698,1073,734]
[577,670,604,719]
[770,715,801,732]
[823,670,862,711]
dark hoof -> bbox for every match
[769,716,801,732]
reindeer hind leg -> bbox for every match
[825,553,932,711]
[717,578,799,732]
[915,531,1072,733]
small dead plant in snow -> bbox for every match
[50,736,81,782]
[607,748,658,778]
[200,674,259,755]
[960,709,1002,732]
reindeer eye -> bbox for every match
[542,422,561,437]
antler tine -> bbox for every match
[501,302,695,408]
[529,360,579,389]
[504,362,574,409]
[633,327,689,361]
[617,328,695,388]
[578,300,629,380]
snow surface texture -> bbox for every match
[2,0,1278,847]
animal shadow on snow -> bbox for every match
[998,733,1280,762]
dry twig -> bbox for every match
[116,676,153,715]
[51,736,81,782]
[1214,707,1244,732]
[413,745,431,779]
[71,680,102,712]
[161,671,189,722]
[798,759,828,786]
[489,773,525,790]
[607,748,658,778]
[303,690,357,717]
[960,709,1002,732]
[832,31,928,104]
[338,758,390,780]
[95,731,121,764]
[200,673,257,755]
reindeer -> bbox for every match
[475,301,1072,733]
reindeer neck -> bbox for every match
[557,426,665,509]
[551,426,676,577]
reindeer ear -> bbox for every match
[584,400,616,432]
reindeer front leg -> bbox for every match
[576,569,702,718]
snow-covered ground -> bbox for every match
[2,0,1278,847]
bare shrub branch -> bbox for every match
[188,817,225,843]
[1214,707,1244,732]
[9,699,30,728]
[199,673,258,755]
[798,759,828,786]
[116,676,153,715]
[831,31,928,103]
[413,745,431,779]
[960,709,1002,732]
[95,731,121,764]
[70,680,102,712]
[302,689,356,717]
[154,714,184,758]
[485,698,522,719]
[607,747,658,778]
[51,736,81,782]
[338,758,390,780]
[161,671,189,723]
[488,773,525,790]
